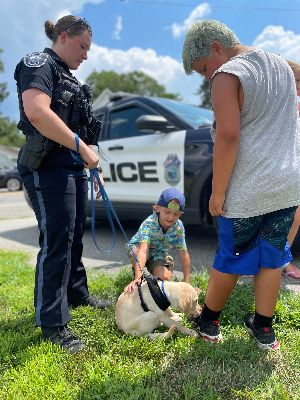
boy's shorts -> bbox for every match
[213,206,297,275]
[127,245,174,274]
[146,254,175,274]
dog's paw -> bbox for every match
[148,325,177,340]
[186,328,199,338]
[169,325,177,335]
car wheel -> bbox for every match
[6,178,22,191]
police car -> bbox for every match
[90,93,215,228]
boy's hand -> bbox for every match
[124,278,141,293]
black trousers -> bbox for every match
[18,162,90,328]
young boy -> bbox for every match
[124,188,190,293]
[182,20,300,350]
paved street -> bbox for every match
[0,190,299,293]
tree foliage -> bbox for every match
[86,70,180,100]
[0,49,8,104]
[197,79,211,109]
[0,48,24,147]
[0,116,24,146]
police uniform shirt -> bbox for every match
[14,48,98,146]
[15,49,63,130]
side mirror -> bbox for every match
[136,115,176,133]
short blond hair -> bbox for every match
[182,19,240,75]
[287,60,300,74]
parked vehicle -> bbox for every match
[91,93,215,228]
[23,92,300,251]
[0,164,22,191]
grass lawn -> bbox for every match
[0,249,299,400]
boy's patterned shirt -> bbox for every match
[129,213,187,261]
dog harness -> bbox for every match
[137,282,149,312]
[137,274,171,312]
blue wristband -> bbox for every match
[74,133,80,153]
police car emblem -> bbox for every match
[164,154,181,186]
[24,52,49,67]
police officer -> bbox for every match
[14,15,111,353]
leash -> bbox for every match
[70,133,147,277]
[89,169,151,279]
[70,133,117,253]
[91,170,171,310]
[91,166,171,310]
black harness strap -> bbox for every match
[137,283,149,312]
[144,274,171,311]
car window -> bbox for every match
[94,112,104,122]
[107,106,155,140]
[150,97,213,128]
[0,153,16,169]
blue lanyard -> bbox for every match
[69,133,84,165]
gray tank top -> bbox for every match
[211,49,300,218]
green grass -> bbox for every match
[0,249,299,400]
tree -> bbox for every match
[196,79,211,109]
[0,116,24,146]
[86,70,180,100]
[0,48,24,147]
[0,49,8,104]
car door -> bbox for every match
[98,101,186,204]
[0,165,6,188]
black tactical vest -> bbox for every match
[16,51,101,146]
[49,57,100,144]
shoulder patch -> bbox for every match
[24,52,49,68]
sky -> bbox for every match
[0,0,299,121]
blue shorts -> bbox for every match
[213,207,297,275]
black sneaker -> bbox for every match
[244,313,280,351]
[71,295,112,309]
[196,318,222,343]
[42,326,87,354]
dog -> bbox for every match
[115,280,201,339]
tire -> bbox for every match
[6,177,22,191]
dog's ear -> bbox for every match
[178,285,200,314]
[178,286,193,314]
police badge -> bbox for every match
[24,52,49,68]
[164,154,181,186]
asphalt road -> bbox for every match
[1,190,299,293]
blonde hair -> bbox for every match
[182,19,240,75]
[287,60,300,74]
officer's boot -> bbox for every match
[42,326,87,353]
